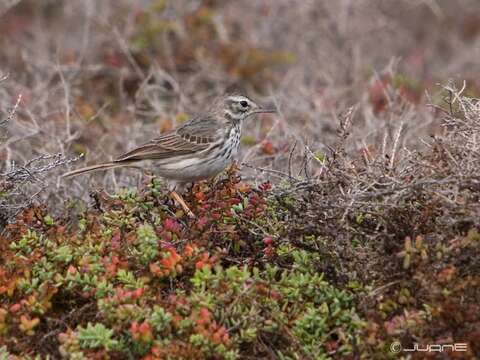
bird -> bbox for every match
[62,94,276,218]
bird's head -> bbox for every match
[221,94,276,123]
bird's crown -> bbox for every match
[214,94,274,122]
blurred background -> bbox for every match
[1,0,480,202]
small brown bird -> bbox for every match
[62,94,275,217]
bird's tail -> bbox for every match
[62,161,134,178]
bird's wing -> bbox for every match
[115,115,226,162]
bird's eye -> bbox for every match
[240,100,248,108]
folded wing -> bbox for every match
[115,115,225,162]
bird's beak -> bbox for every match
[255,106,277,114]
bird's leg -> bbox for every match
[142,170,156,186]
[168,182,195,218]
[170,191,195,218]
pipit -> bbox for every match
[62,94,275,217]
